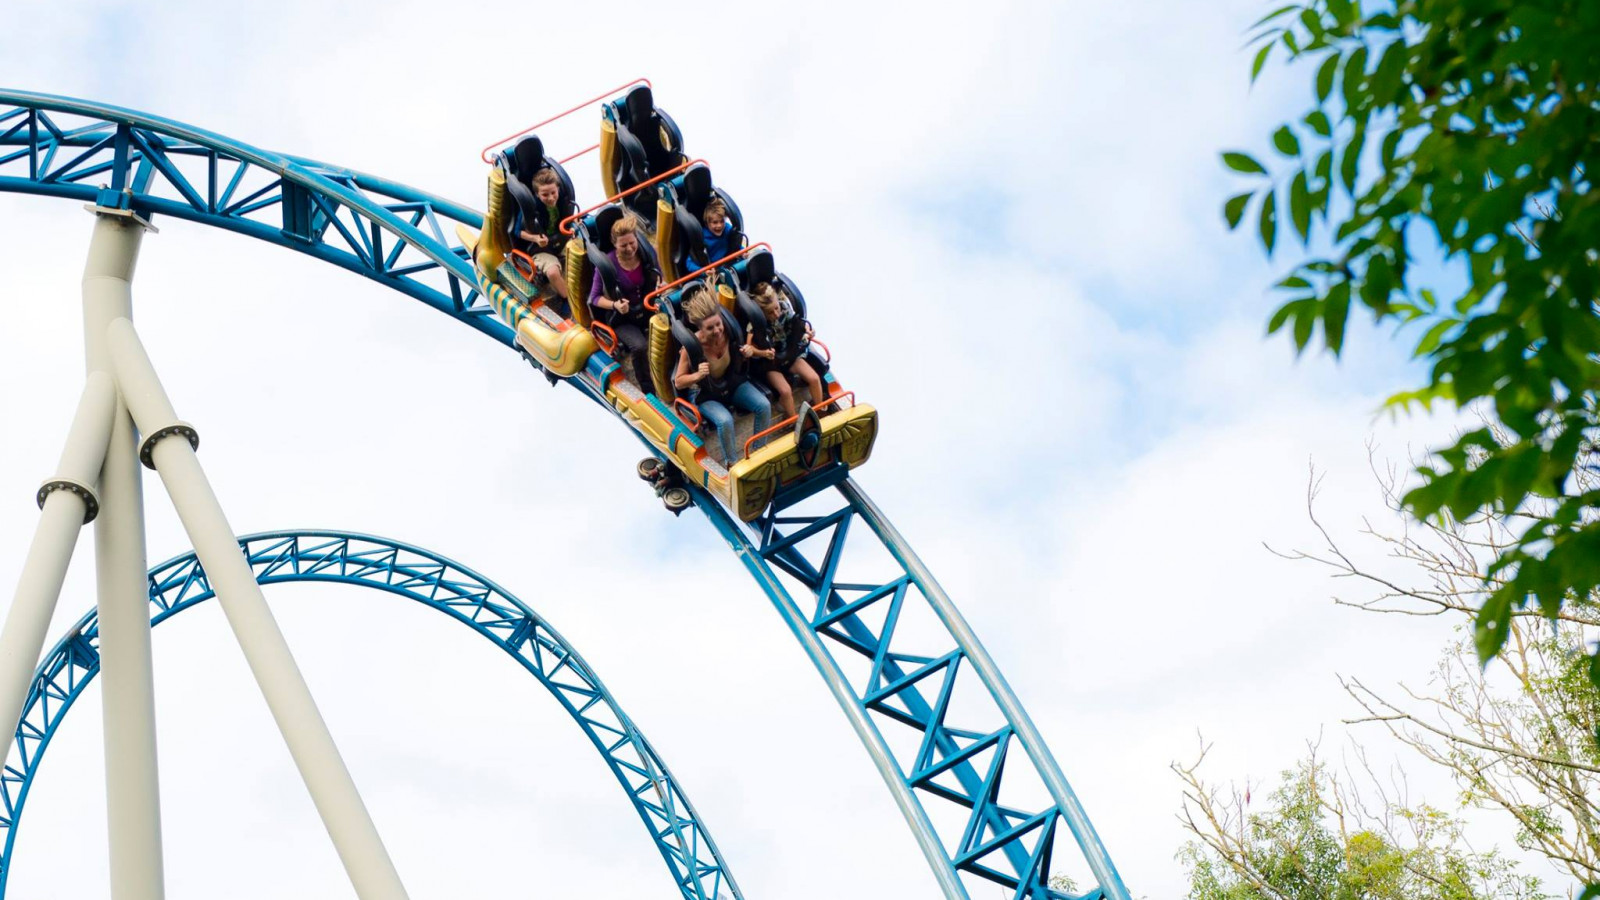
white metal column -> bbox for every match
[0,373,115,753]
[106,317,411,900]
[83,211,166,900]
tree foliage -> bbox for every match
[1280,449,1600,887]
[1224,0,1600,669]
[1176,747,1549,899]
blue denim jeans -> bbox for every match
[698,381,772,463]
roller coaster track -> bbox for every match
[0,532,739,900]
[0,90,1130,900]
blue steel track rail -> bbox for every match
[0,532,739,900]
[0,89,1131,900]
[0,90,509,347]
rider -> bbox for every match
[674,286,771,463]
[587,214,659,393]
[516,168,574,316]
[747,280,824,420]
[685,197,737,274]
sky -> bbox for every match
[0,1,1572,898]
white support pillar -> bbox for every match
[0,373,116,756]
[106,318,411,900]
[82,211,166,900]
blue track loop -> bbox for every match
[0,532,740,900]
[0,89,1131,900]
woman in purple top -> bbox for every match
[588,215,660,394]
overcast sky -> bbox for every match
[0,2,1569,898]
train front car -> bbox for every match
[470,87,878,521]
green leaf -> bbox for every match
[1290,170,1312,242]
[1251,42,1274,84]
[1224,191,1252,229]
[1474,590,1514,664]
[1267,299,1298,335]
[1248,3,1299,31]
[1371,38,1407,101]
[1325,281,1352,354]
[1315,52,1340,103]
[1341,125,1366,192]
[1305,109,1332,137]
[1259,189,1278,256]
[1273,125,1301,157]
[1292,300,1316,349]
[1380,129,1403,169]
[1298,8,1323,38]
[1341,45,1370,110]
[1327,0,1354,26]
[1223,151,1268,175]
[1414,318,1457,357]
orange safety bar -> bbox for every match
[742,392,855,460]
[591,321,619,355]
[810,338,831,363]
[558,158,705,237]
[509,249,540,281]
[673,398,703,432]
[479,77,651,164]
[641,243,772,312]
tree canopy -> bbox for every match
[1177,750,1549,900]
[1223,0,1600,669]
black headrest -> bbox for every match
[680,164,713,217]
[512,136,545,180]
[623,85,654,130]
[713,188,744,232]
[741,249,775,288]
[588,206,625,254]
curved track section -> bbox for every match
[0,90,1129,900]
[0,531,739,900]
[0,91,507,346]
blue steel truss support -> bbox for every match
[0,91,509,347]
[695,478,1130,900]
[0,89,1131,900]
[0,532,739,900]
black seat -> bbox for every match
[734,247,775,290]
[510,136,545,180]
[501,136,577,256]
[620,85,685,176]
[729,253,828,382]
[609,86,685,220]
[669,163,746,273]
[677,164,744,230]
